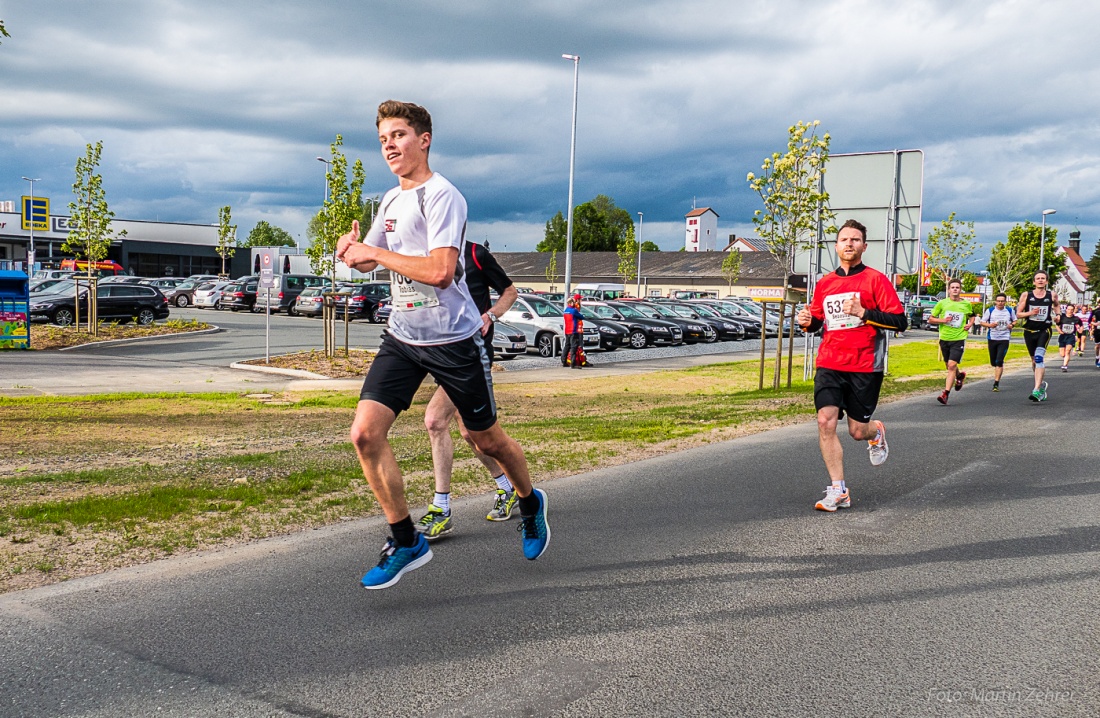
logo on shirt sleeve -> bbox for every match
[384,219,397,232]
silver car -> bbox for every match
[492,321,528,360]
[192,281,232,309]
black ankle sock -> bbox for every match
[390,516,416,547]
[518,492,541,516]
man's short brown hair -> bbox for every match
[947,278,962,288]
[376,100,432,137]
[837,219,867,242]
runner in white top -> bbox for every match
[978,292,1016,391]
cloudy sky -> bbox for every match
[2,0,1098,262]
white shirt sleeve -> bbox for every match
[423,184,467,252]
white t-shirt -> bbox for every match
[984,306,1015,341]
[363,173,482,346]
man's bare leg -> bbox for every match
[817,407,845,486]
[466,424,533,497]
[350,400,409,523]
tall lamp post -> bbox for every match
[561,53,580,301]
[21,176,41,268]
[1039,208,1056,272]
[636,212,643,297]
[317,157,333,289]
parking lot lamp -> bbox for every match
[562,53,579,301]
[22,176,41,268]
[636,212,643,297]
[1039,208,1056,272]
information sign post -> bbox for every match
[258,250,276,364]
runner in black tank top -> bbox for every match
[1016,271,1060,402]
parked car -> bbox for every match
[164,280,200,308]
[140,277,186,293]
[693,300,762,338]
[335,281,391,322]
[257,274,327,315]
[665,301,744,341]
[220,280,259,312]
[29,278,72,294]
[576,310,630,350]
[492,321,528,360]
[583,300,683,349]
[99,275,149,284]
[725,298,783,337]
[631,301,717,343]
[31,269,75,281]
[186,274,221,283]
[501,294,568,358]
[294,287,327,317]
[29,284,170,326]
[192,281,233,309]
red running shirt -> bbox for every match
[810,265,904,373]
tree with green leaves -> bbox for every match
[617,225,638,285]
[538,211,567,252]
[990,221,1065,298]
[721,251,743,293]
[1086,242,1100,297]
[306,135,364,289]
[537,195,634,252]
[544,249,560,290]
[244,220,295,248]
[924,212,976,284]
[62,141,127,271]
[216,206,236,276]
[747,120,833,294]
[986,239,1031,298]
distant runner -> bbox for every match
[797,219,908,512]
[1093,307,1100,368]
[1074,304,1090,356]
[1056,304,1082,372]
[1017,271,1060,402]
[929,278,974,404]
[977,292,1015,391]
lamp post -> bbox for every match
[317,157,333,289]
[1039,208,1056,272]
[636,212,643,297]
[21,176,41,268]
[561,53,580,301]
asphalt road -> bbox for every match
[1,365,1097,716]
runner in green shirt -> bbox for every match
[929,278,975,404]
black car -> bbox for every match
[665,301,745,341]
[630,301,717,343]
[335,282,391,322]
[577,309,630,350]
[220,280,259,312]
[30,284,171,326]
[694,300,763,338]
[585,300,683,349]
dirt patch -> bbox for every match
[29,320,212,350]
[239,349,375,378]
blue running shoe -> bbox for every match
[360,534,432,590]
[517,488,550,560]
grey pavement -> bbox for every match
[1,363,1097,716]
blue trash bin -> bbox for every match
[0,269,31,349]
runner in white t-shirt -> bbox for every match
[336,101,549,590]
[978,292,1016,391]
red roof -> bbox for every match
[1062,246,1088,278]
[685,207,718,218]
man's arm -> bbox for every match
[859,274,908,331]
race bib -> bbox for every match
[390,274,440,312]
[1061,323,1075,333]
[1033,306,1049,321]
[823,292,863,331]
[996,321,1010,331]
[945,311,965,328]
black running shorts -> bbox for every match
[1023,328,1051,358]
[1093,328,1100,344]
[1058,333,1076,348]
[814,368,884,424]
[360,331,498,431]
[987,339,1010,367]
[939,339,966,364]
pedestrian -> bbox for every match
[1016,270,1060,402]
[977,292,1015,391]
[1074,303,1090,356]
[415,240,521,542]
[796,219,908,512]
[336,100,549,590]
[1055,304,1082,372]
[563,295,584,369]
[929,278,975,404]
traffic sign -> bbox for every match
[21,196,48,231]
[259,250,276,289]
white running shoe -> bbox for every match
[815,484,851,512]
[867,420,889,466]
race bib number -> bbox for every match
[823,292,863,331]
[996,321,1010,331]
[1033,306,1049,321]
[390,274,440,312]
[945,311,965,328]
[1061,323,1075,333]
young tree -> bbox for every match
[544,249,560,291]
[995,221,1065,298]
[924,212,977,284]
[1086,242,1100,297]
[62,141,127,271]
[986,239,1031,298]
[244,220,295,248]
[721,250,743,294]
[306,135,364,289]
[747,120,833,294]
[216,206,236,277]
[617,225,638,285]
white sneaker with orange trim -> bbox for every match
[815,483,851,512]
[867,420,889,466]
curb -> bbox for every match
[229,361,332,380]
[57,325,222,351]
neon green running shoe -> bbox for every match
[415,504,453,541]
[486,489,518,522]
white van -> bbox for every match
[573,283,627,300]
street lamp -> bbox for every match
[21,176,41,268]
[317,157,334,288]
[562,53,580,301]
[1039,208,1056,272]
[636,212,643,298]
[316,157,331,203]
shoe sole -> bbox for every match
[361,547,433,590]
[525,488,551,560]
[814,500,850,512]
[955,373,965,391]
[937,396,948,404]
[421,524,453,542]
[486,512,514,522]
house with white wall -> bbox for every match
[685,208,718,252]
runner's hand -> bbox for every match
[842,295,864,318]
[335,220,361,261]
[797,307,813,327]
